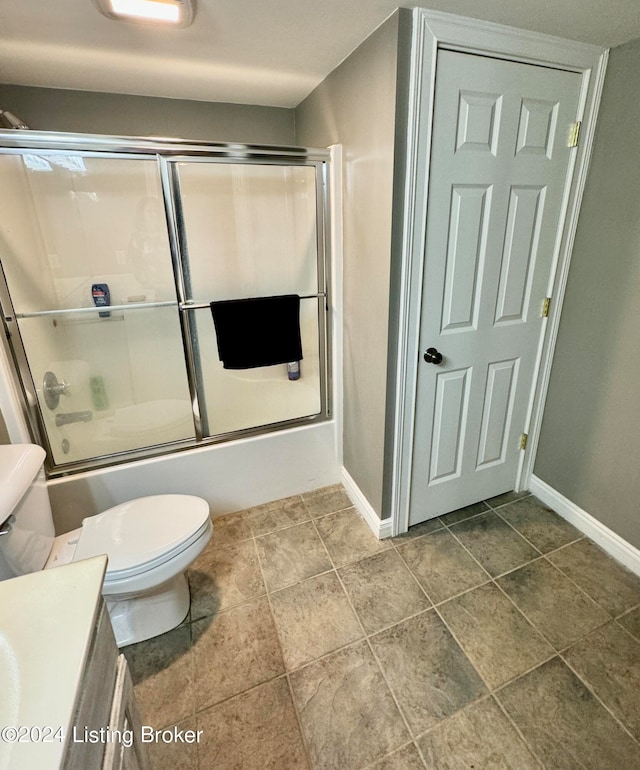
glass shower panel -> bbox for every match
[0,153,195,465]
[176,162,322,434]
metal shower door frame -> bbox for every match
[0,131,331,476]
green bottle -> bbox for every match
[90,375,109,411]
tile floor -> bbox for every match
[123,485,640,769]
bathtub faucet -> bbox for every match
[55,410,93,427]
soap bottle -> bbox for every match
[91,283,111,317]
[287,361,301,381]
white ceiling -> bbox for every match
[0,0,639,109]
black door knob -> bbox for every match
[424,347,443,364]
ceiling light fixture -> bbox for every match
[95,0,195,27]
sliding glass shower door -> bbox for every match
[0,140,329,473]
[173,160,324,436]
[0,152,195,467]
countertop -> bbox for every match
[0,556,107,770]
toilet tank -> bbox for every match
[0,444,55,580]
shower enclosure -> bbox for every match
[0,132,330,475]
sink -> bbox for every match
[0,556,107,769]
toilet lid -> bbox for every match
[74,495,210,581]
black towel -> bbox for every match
[210,294,303,370]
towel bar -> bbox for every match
[179,293,326,311]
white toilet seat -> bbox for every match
[72,494,212,595]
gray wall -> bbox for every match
[295,13,400,516]
[0,84,294,145]
[535,37,640,549]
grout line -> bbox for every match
[490,574,564,652]
[554,613,616,657]
[251,515,314,539]
[540,553,616,621]
[430,604,495,700]
[363,605,434,639]
[483,492,532,512]
[277,634,368,677]
[560,652,640,750]
[266,565,337,596]
[487,553,546,581]
[251,529,315,770]
[489,691,547,769]
[542,536,586,559]
[615,615,640,644]
[445,511,547,577]
[413,737,430,770]
[488,649,558,694]
[393,523,494,591]
[615,604,640,642]
[405,587,547,762]
[491,569,613,658]
[360,740,427,770]
[491,502,584,557]
[482,506,545,557]
[322,526,419,752]
[388,526,444,549]
[388,540,436,606]
[438,504,494,529]
[193,671,291,716]
[441,523,498,584]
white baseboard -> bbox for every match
[529,474,640,577]
[340,467,393,540]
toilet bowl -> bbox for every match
[0,444,212,647]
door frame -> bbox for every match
[387,9,608,536]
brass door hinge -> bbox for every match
[519,433,528,450]
[568,121,581,148]
[541,297,551,318]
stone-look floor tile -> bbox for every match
[449,511,540,577]
[123,624,193,729]
[497,497,581,553]
[417,697,540,770]
[290,641,410,770]
[548,539,640,616]
[316,507,391,567]
[302,483,352,518]
[147,717,198,770]
[211,509,254,546]
[366,743,426,770]
[497,559,610,649]
[391,517,444,542]
[497,657,640,769]
[397,528,489,604]
[339,549,431,634]
[191,596,284,710]
[189,538,264,619]
[438,501,492,527]
[564,622,640,741]
[270,571,363,670]
[439,583,554,689]
[485,490,530,509]
[256,521,333,592]
[370,610,486,735]
[618,606,640,640]
[247,494,310,536]
[197,677,310,770]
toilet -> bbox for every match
[0,444,212,647]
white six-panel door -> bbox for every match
[409,50,582,525]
